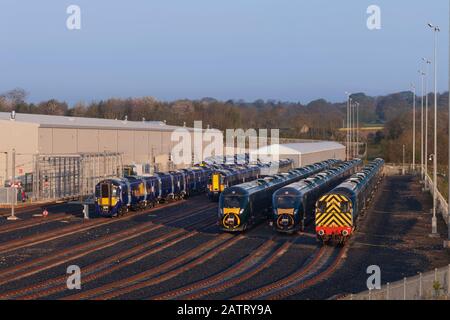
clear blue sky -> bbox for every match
[0,0,448,105]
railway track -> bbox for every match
[0,203,217,290]
[151,239,293,300]
[0,201,61,218]
[264,246,347,300]
[0,214,74,235]
[0,209,218,300]
[0,199,211,255]
[63,233,243,300]
[232,245,345,300]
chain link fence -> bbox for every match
[344,265,450,300]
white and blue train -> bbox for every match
[95,167,212,217]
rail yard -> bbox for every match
[0,162,448,300]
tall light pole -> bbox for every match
[423,58,431,190]
[428,22,440,235]
[355,101,360,158]
[411,84,416,171]
[350,97,353,158]
[351,101,355,158]
[419,70,426,181]
[345,92,351,160]
[7,149,18,221]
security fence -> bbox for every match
[31,152,123,201]
[0,187,17,205]
[344,265,450,300]
[424,173,450,229]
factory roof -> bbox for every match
[257,142,345,155]
[0,112,201,132]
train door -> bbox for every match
[125,180,132,208]
[156,177,162,200]
[142,178,148,203]
[99,182,112,207]
[181,172,186,196]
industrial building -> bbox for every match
[256,142,346,168]
[0,111,346,202]
[0,112,204,193]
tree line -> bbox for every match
[1,87,450,166]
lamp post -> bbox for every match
[345,92,352,160]
[351,101,354,158]
[419,70,426,181]
[423,58,432,190]
[428,22,440,235]
[411,84,416,171]
[7,149,18,221]
[355,102,360,158]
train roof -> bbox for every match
[326,159,384,196]
[273,160,360,196]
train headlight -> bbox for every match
[342,230,349,237]
[318,230,325,236]
[239,209,244,215]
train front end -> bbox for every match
[272,188,302,233]
[95,180,125,217]
[218,188,249,232]
[208,172,225,201]
[315,193,354,244]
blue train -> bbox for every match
[218,159,341,232]
[207,159,293,201]
[315,158,385,244]
[95,166,212,217]
[272,159,362,234]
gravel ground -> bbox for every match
[289,175,450,299]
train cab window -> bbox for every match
[223,196,241,208]
[276,196,296,209]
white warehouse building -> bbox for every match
[0,112,206,185]
[256,142,346,168]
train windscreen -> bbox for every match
[275,196,297,209]
[223,195,242,208]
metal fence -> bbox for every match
[31,152,123,201]
[344,265,450,300]
[424,173,450,229]
[0,187,17,205]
